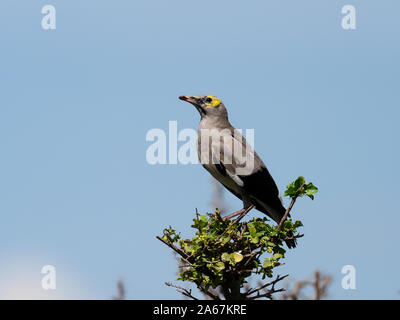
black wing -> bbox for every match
[239,166,286,223]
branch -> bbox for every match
[277,198,296,232]
[243,251,259,268]
[195,208,202,235]
[286,233,304,240]
[112,278,125,300]
[156,236,193,266]
[277,183,305,232]
[200,205,255,254]
[197,284,221,300]
[215,205,254,243]
[223,208,247,221]
[246,274,289,296]
[246,274,288,300]
[157,235,216,282]
[165,282,199,300]
[248,288,285,300]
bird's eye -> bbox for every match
[205,97,212,103]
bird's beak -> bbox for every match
[179,96,196,104]
[179,96,206,115]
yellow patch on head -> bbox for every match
[206,95,221,107]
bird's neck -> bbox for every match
[198,116,231,131]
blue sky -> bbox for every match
[0,1,399,299]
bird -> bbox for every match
[179,95,296,248]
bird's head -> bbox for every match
[179,95,228,121]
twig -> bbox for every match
[223,208,246,221]
[215,205,255,243]
[286,234,304,240]
[277,183,305,232]
[243,251,259,268]
[314,270,321,300]
[277,198,296,232]
[158,234,219,286]
[248,288,285,300]
[112,278,125,300]
[238,269,263,274]
[197,284,221,300]
[165,282,199,300]
[195,208,202,235]
[239,223,247,239]
[215,208,224,223]
[246,274,288,300]
[280,270,332,300]
[246,274,289,296]
[156,236,193,266]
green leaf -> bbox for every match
[272,253,283,260]
[250,237,259,244]
[294,176,306,189]
[214,261,225,271]
[220,235,231,245]
[284,176,319,200]
[183,243,192,254]
[304,182,318,200]
[294,220,303,228]
[221,253,231,262]
[284,185,296,197]
[232,252,244,263]
[198,215,208,228]
[263,260,273,268]
[248,223,257,237]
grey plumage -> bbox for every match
[179,95,295,248]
